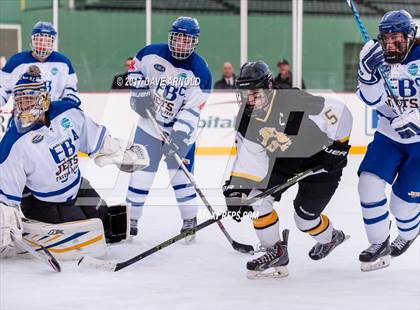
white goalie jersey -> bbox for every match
[0,101,107,207]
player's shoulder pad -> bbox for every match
[46,52,76,74]
[1,51,35,73]
[47,100,82,121]
[0,121,27,164]
[135,43,168,61]
[189,53,212,93]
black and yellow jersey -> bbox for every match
[230,89,353,186]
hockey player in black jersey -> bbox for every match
[223,61,353,278]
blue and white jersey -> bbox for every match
[130,43,212,143]
[357,44,420,144]
[0,51,80,107]
[0,101,107,207]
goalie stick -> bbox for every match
[11,231,61,272]
[346,0,403,115]
[77,165,321,272]
[146,109,254,254]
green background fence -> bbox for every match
[0,0,383,92]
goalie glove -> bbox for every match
[358,40,384,85]
[391,109,420,139]
[94,135,150,173]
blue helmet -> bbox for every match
[32,21,57,36]
[31,21,57,59]
[13,66,50,133]
[378,10,418,63]
[168,17,200,60]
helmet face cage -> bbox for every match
[14,87,50,132]
[31,33,55,59]
[236,88,272,118]
[168,32,199,60]
[378,10,418,63]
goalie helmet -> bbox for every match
[31,21,57,59]
[235,61,274,117]
[378,10,418,63]
[168,16,200,60]
[13,66,51,133]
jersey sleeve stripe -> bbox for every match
[28,170,81,198]
[64,87,78,93]
[230,171,263,182]
[185,108,200,118]
[358,89,383,106]
[174,119,194,133]
[88,126,107,157]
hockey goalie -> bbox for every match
[0,66,150,262]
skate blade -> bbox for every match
[246,266,289,279]
[361,255,390,272]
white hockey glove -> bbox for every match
[358,40,385,85]
[391,109,420,139]
[0,203,23,248]
[95,135,150,173]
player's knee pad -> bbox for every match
[21,217,108,261]
[105,204,131,244]
[390,191,419,239]
[358,172,387,203]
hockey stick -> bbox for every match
[145,109,254,254]
[78,166,319,271]
[244,165,325,205]
[11,231,61,272]
[346,0,403,115]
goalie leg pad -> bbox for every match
[105,204,131,243]
[22,218,108,261]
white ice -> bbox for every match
[1,156,419,310]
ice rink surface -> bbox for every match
[1,155,419,310]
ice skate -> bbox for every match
[180,217,197,244]
[390,232,419,257]
[309,229,349,260]
[246,229,289,279]
[359,237,391,272]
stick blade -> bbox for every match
[232,241,255,254]
[77,255,117,272]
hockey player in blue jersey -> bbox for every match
[0,66,150,256]
[127,16,212,241]
[0,21,80,108]
[356,10,420,272]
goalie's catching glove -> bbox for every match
[95,136,150,173]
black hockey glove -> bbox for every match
[222,178,253,223]
[162,130,190,159]
[130,90,154,118]
[317,141,351,173]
